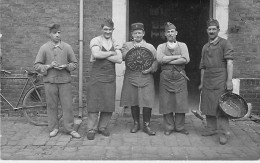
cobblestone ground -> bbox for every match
[1,114,260,160]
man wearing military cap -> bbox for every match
[120,22,158,136]
[87,18,122,140]
[198,18,234,145]
[34,24,81,138]
[157,22,190,136]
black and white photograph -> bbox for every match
[0,0,260,161]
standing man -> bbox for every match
[199,19,234,145]
[34,24,80,138]
[120,23,157,136]
[87,18,122,140]
[157,22,190,136]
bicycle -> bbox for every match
[0,69,61,126]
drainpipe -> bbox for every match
[78,0,84,118]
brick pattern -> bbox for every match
[0,0,112,116]
[228,0,260,78]
[239,79,260,114]
[228,0,260,114]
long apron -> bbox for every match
[120,55,155,108]
[201,68,227,116]
[200,41,228,116]
[159,44,189,114]
[87,46,116,112]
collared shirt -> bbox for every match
[199,37,234,69]
[89,35,120,62]
[34,41,77,83]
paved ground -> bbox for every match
[1,113,260,160]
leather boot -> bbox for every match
[130,106,140,133]
[143,107,156,136]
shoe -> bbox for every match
[175,129,189,135]
[70,131,81,138]
[98,128,110,137]
[143,107,156,136]
[130,106,140,133]
[201,130,217,136]
[219,133,228,145]
[164,130,172,136]
[87,130,96,140]
[130,121,140,133]
[49,129,59,137]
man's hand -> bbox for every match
[198,83,203,91]
[226,80,233,91]
[55,64,67,70]
[142,69,150,74]
[51,61,59,67]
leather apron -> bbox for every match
[120,47,155,108]
[159,43,188,114]
[200,43,228,116]
[87,46,116,112]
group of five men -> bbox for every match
[34,18,234,145]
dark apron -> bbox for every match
[201,68,227,116]
[159,44,188,114]
[120,46,155,108]
[200,41,228,116]
[87,46,116,112]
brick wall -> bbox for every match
[0,0,112,116]
[228,0,260,114]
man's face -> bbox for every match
[131,29,145,43]
[165,29,177,42]
[102,25,114,39]
[207,26,219,40]
[50,30,61,43]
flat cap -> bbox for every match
[131,23,144,31]
[49,24,61,32]
[165,22,176,31]
[207,18,219,28]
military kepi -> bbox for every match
[131,23,144,31]
[49,24,61,33]
[165,22,176,31]
[207,19,219,28]
[101,18,114,28]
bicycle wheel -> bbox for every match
[22,84,48,126]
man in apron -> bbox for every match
[120,23,158,136]
[87,18,122,140]
[34,24,80,138]
[199,19,234,145]
[157,22,190,136]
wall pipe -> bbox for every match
[78,0,83,118]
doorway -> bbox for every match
[129,0,210,113]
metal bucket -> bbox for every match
[219,92,248,119]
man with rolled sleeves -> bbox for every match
[34,24,80,138]
[87,18,122,140]
[199,19,234,145]
[157,22,190,136]
[120,23,158,136]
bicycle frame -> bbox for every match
[0,75,40,110]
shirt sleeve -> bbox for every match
[34,45,48,75]
[223,40,234,60]
[89,37,101,49]
[121,43,129,60]
[66,45,77,72]
[199,46,206,69]
[156,44,164,64]
[179,43,190,63]
[148,44,158,72]
[112,39,121,51]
